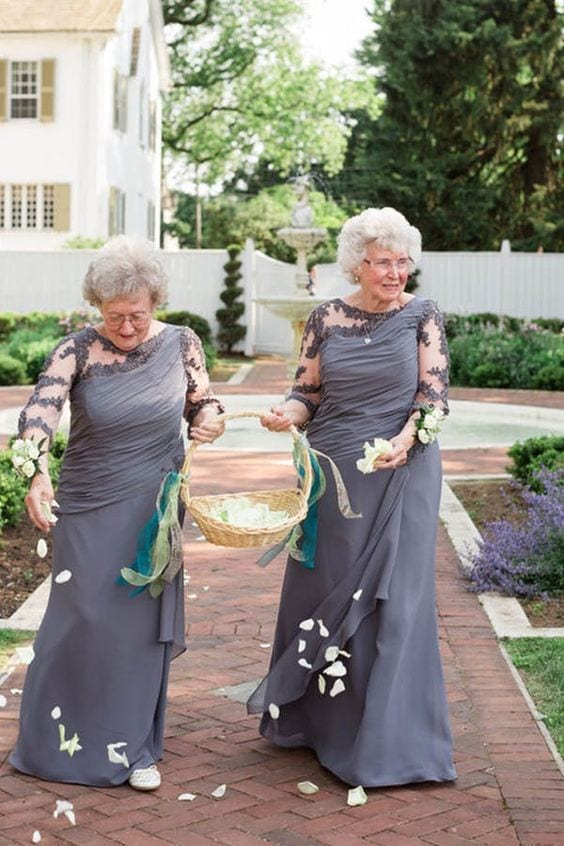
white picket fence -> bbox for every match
[0,241,562,356]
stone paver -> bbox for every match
[0,369,562,844]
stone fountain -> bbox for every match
[255,176,327,376]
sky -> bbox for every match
[297,0,373,67]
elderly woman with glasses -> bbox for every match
[10,237,224,791]
[249,207,455,789]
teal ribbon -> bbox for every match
[257,435,361,569]
[118,471,185,598]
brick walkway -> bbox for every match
[0,369,562,845]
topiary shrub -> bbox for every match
[507,435,564,492]
[216,244,246,354]
[0,354,27,386]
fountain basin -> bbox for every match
[256,295,326,375]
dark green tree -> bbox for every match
[216,245,246,353]
[341,0,563,250]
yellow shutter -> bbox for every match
[0,60,7,121]
[53,183,70,230]
[109,186,117,234]
[40,59,55,122]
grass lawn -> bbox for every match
[505,637,564,757]
[210,356,254,382]
[0,629,34,672]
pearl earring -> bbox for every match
[353,274,360,284]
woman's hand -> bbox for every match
[372,433,415,471]
[190,413,226,444]
[260,406,295,432]
[25,471,56,532]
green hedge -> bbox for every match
[507,435,564,492]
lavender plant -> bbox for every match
[469,469,564,597]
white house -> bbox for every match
[0,0,170,249]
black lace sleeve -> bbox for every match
[287,305,327,417]
[18,336,77,442]
[180,328,224,427]
[414,301,449,414]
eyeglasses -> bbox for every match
[103,311,152,328]
[363,258,414,274]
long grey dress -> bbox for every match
[248,297,456,788]
[10,323,221,786]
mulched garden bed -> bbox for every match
[0,520,51,618]
[451,479,563,628]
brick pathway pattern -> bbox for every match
[0,368,562,845]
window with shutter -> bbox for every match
[10,61,38,118]
[130,28,141,76]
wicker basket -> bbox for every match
[180,411,312,548]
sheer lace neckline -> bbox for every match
[88,323,169,355]
[335,296,416,319]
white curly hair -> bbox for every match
[82,236,168,308]
[336,207,422,282]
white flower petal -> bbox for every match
[299,618,314,631]
[317,619,329,637]
[53,800,74,819]
[10,688,22,696]
[211,784,227,799]
[107,742,129,767]
[187,593,198,599]
[55,570,72,584]
[178,793,197,801]
[298,658,312,669]
[58,725,82,757]
[64,810,76,826]
[339,650,352,658]
[268,703,280,719]
[317,674,326,695]
[352,589,363,601]
[298,639,306,653]
[329,678,346,698]
[202,585,210,591]
[40,501,58,524]
[324,645,340,663]
[36,538,48,559]
[259,642,271,649]
[347,785,368,806]
[323,660,347,677]
[0,695,6,708]
[32,831,42,843]
[297,780,319,795]
[51,706,62,720]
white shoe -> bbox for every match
[128,765,161,791]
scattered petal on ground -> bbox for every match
[324,645,340,663]
[352,589,363,601]
[347,785,368,806]
[268,703,280,719]
[51,706,62,720]
[187,593,198,599]
[297,780,319,795]
[211,784,227,798]
[178,792,197,801]
[36,538,48,558]
[107,742,129,767]
[298,639,306,653]
[299,618,314,631]
[0,695,6,708]
[329,679,346,698]
[298,658,313,669]
[259,643,271,649]
[55,570,72,584]
[323,660,347,677]
[202,585,210,591]
[53,800,76,824]
[317,675,326,695]
[317,619,329,637]
[10,688,22,695]
[32,831,41,843]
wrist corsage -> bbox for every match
[11,436,46,479]
[415,405,445,445]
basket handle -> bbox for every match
[181,410,313,505]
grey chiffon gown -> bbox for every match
[10,323,221,786]
[248,296,456,788]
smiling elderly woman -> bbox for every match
[10,236,224,791]
[249,207,455,789]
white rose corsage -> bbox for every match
[414,405,445,445]
[11,436,46,479]
[356,438,393,474]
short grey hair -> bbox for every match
[337,207,422,282]
[82,236,168,308]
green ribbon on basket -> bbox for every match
[118,471,185,598]
[257,435,362,569]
